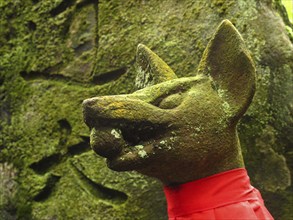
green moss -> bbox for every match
[211,0,235,15]
[0,0,292,219]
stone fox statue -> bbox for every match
[83,20,273,219]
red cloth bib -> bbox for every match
[164,168,274,220]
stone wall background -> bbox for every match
[0,0,292,219]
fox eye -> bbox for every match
[158,93,184,109]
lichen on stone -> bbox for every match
[0,0,292,219]
[111,129,122,139]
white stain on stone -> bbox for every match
[134,145,147,158]
[138,150,147,158]
[134,145,144,150]
[111,129,122,139]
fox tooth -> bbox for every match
[138,150,147,158]
[134,145,144,150]
[111,129,122,139]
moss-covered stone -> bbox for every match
[0,0,292,219]
[83,20,257,184]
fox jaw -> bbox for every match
[83,20,256,185]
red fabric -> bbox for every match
[164,168,274,220]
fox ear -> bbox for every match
[135,44,177,89]
[198,19,256,122]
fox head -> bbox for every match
[83,20,255,185]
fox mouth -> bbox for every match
[90,120,163,160]
[117,121,159,146]
[82,97,169,170]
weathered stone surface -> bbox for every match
[0,0,292,219]
[83,21,257,185]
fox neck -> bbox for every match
[141,129,245,186]
[165,147,244,186]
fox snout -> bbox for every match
[82,94,172,170]
[83,95,171,126]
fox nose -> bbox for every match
[82,97,97,108]
[82,97,100,128]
